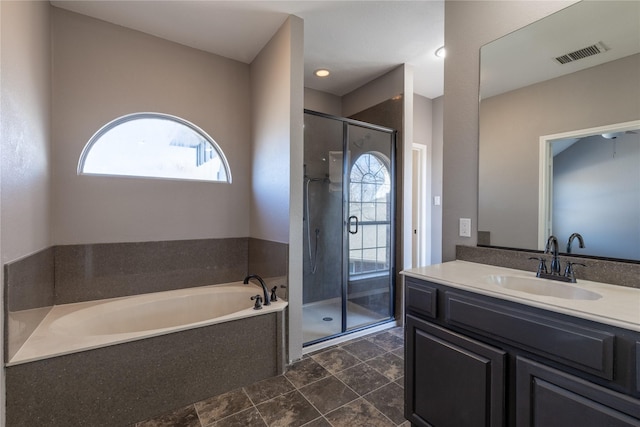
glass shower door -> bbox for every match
[344,123,395,331]
[302,110,395,346]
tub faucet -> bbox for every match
[243,274,271,306]
[545,235,561,275]
[566,233,585,254]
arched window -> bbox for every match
[78,113,232,183]
[348,152,392,275]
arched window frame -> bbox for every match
[78,112,232,183]
[348,151,392,276]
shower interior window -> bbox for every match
[348,153,391,277]
[78,112,232,183]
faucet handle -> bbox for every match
[529,257,548,277]
[564,262,586,282]
[251,295,263,310]
[270,286,278,301]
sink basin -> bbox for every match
[483,275,602,300]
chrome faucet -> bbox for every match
[545,235,561,275]
[243,274,271,306]
[566,233,585,254]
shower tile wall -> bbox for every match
[304,114,344,305]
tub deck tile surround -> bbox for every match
[136,327,409,427]
[54,238,250,304]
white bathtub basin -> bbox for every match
[9,281,287,365]
[483,275,602,300]
[50,286,262,336]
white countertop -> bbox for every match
[402,260,640,332]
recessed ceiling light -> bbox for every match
[314,69,330,77]
[435,46,446,58]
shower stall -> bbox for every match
[303,110,396,345]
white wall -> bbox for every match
[0,2,52,425]
[442,0,576,261]
[51,8,252,244]
[249,15,304,361]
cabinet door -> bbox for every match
[405,315,506,427]
[516,357,640,427]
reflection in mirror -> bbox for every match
[540,121,640,260]
[478,0,640,261]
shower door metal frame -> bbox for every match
[341,118,397,336]
[302,109,397,346]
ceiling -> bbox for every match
[51,1,445,99]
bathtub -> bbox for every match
[6,281,288,426]
[9,281,288,364]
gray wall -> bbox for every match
[52,8,252,245]
[478,54,640,250]
[443,0,577,261]
[553,133,640,260]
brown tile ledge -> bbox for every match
[457,245,640,289]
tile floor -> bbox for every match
[136,327,408,427]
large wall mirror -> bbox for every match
[478,0,640,262]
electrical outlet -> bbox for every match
[459,218,471,237]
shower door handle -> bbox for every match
[348,216,359,234]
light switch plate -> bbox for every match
[459,218,471,237]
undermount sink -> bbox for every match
[483,275,602,300]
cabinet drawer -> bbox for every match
[405,278,437,318]
[445,292,615,380]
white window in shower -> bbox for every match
[78,112,232,183]
[348,152,392,276]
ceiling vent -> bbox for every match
[554,42,609,65]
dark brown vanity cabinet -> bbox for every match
[406,315,506,427]
[404,277,640,427]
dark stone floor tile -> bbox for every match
[311,347,360,374]
[364,382,406,425]
[325,398,395,427]
[299,375,359,414]
[195,388,253,426]
[285,357,331,388]
[366,352,404,381]
[334,363,390,396]
[395,376,404,389]
[301,417,333,427]
[392,347,404,359]
[341,338,388,361]
[244,375,295,404]
[256,390,320,427]
[212,407,267,427]
[367,331,404,352]
[136,404,200,427]
[388,326,404,337]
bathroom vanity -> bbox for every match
[402,261,640,427]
